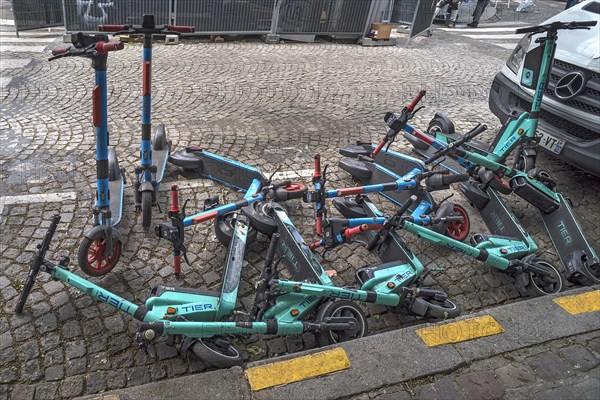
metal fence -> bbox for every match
[11,0,63,34]
[174,0,276,34]
[276,0,373,35]
[59,0,390,37]
[63,0,171,31]
[391,0,419,24]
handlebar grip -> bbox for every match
[396,195,417,217]
[168,25,195,33]
[442,174,470,185]
[52,47,69,56]
[173,253,181,276]
[515,25,539,34]
[96,41,124,54]
[463,124,487,142]
[406,90,426,111]
[570,20,597,27]
[99,24,127,32]
[345,225,366,240]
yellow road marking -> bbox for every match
[553,290,600,315]
[416,315,504,347]
[245,348,350,391]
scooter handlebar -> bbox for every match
[98,24,128,32]
[406,90,426,111]
[424,124,487,165]
[96,41,124,53]
[51,47,69,55]
[168,24,195,33]
[515,20,597,34]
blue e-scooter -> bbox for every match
[100,15,195,229]
[50,33,126,276]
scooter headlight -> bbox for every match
[506,34,532,74]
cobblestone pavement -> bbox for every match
[356,330,600,400]
[1,2,599,399]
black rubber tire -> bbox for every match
[214,212,257,247]
[526,259,564,297]
[314,300,368,347]
[190,336,243,369]
[271,182,308,202]
[418,297,461,319]
[427,114,456,137]
[242,202,282,237]
[141,191,153,230]
[517,154,536,174]
[78,232,122,277]
[153,124,168,151]
[108,148,120,182]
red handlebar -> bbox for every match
[170,184,180,213]
[96,41,124,54]
[98,24,127,32]
[407,90,426,111]
[313,154,322,179]
[173,253,181,276]
[52,48,69,56]
[168,25,195,33]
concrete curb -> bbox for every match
[79,286,600,400]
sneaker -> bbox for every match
[467,22,478,28]
[446,21,456,28]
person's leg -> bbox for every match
[565,0,579,9]
[446,0,460,27]
[468,0,490,27]
[434,0,450,18]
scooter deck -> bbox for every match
[108,177,124,227]
[152,145,169,184]
[540,193,600,278]
[169,148,266,192]
[340,146,432,211]
[478,184,531,243]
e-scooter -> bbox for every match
[99,15,195,229]
[50,33,126,276]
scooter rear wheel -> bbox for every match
[314,300,367,347]
[78,233,122,276]
[526,259,564,297]
[190,336,243,369]
[141,191,152,230]
[153,124,168,151]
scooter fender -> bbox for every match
[138,181,154,193]
[85,224,123,244]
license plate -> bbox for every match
[539,132,566,154]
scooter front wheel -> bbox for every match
[526,259,564,297]
[314,300,368,347]
[141,191,152,230]
[190,336,243,369]
[78,232,122,276]
[242,202,281,237]
[413,297,461,320]
[214,212,257,247]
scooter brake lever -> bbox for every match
[181,199,189,219]
[181,245,192,267]
[266,165,283,185]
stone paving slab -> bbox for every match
[1,2,598,398]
